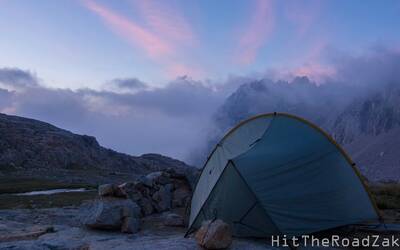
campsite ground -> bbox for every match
[0,177,272,249]
[1,178,400,249]
[0,206,272,249]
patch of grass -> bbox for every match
[370,183,400,210]
[0,177,95,194]
[0,191,97,209]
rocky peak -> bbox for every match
[331,84,400,144]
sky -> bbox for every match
[1,0,399,89]
[0,0,399,164]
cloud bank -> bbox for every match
[0,48,399,166]
[0,69,230,162]
[194,48,400,165]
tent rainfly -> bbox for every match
[187,112,379,238]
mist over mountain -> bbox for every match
[198,50,400,181]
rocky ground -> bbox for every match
[0,168,275,249]
[0,206,273,249]
[1,168,400,250]
[3,205,400,250]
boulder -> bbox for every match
[118,182,141,200]
[138,197,154,216]
[172,186,191,208]
[135,181,151,197]
[83,197,141,231]
[152,185,172,212]
[114,186,128,198]
[121,217,141,234]
[98,184,116,197]
[165,167,185,179]
[182,167,201,190]
[137,175,153,187]
[163,213,185,227]
[195,219,232,249]
[147,171,171,185]
[96,170,193,218]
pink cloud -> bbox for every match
[132,0,195,45]
[293,63,335,83]
[166,63,204,79]
[83,0,172,58]
[292,40,334,83]
[83,0,202,79]
[266,39,334,84]
[267,62,334,85]
[236,0,275,65]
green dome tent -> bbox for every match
[187,112,379,238]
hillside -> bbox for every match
[0,113,194,184]
[345,127,400,181]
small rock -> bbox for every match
[121,217,141,234]
[98,184,116,197]
[195,219,232,249]
[163,213,184,227]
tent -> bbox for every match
[187,112,379,238]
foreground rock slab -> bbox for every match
[83,197,141,233]
[0,222,54,243]
[195,219,232,249]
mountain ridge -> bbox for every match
[0,112,195,184]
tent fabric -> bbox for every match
[188,112,379,237]
[189,116,273,228]
[190,162,280,237]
